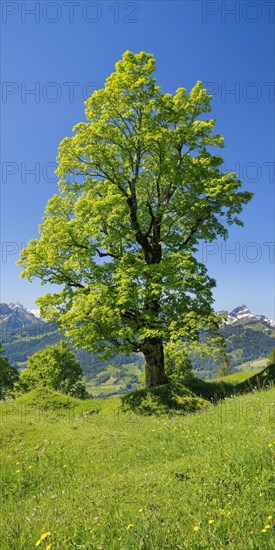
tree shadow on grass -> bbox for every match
[121,365,275,415]
[121,382,209,416]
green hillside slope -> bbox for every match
[0,385,274,549]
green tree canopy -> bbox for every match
[0,346,19,399]
[19,51,253,387]
[16,341,86,398]
[267,347,275,366]
[216,356,233,378]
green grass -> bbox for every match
[121,382,209,415]
[0,382,274,548]
[234,357,267,372]
[215,374,263,385]
[85,362,143,397]
[214,371,258,384]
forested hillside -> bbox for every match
[1,303,273,385]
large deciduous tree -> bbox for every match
[19,51,253,387]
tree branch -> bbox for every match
[96,248,121,260]
[179,215,209,249]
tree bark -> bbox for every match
[142,337,168,387]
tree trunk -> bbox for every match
[142,337,168,387]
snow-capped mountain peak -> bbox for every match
[8,301,24,310]
[27,308,40,318]
[4,301,275,327]
[222,305,275,328]
[8,302,40,318]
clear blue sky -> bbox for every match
[1,1,274,318]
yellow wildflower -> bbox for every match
[35,532,51,546]
[267,515,272,520]
[208,519,214,524]
[45,546,52,550]
[138,509,143,513]
[193,526,200,531]
[264,525,271,529]
[16,470,20,474]
[40,532,51,541]
[261,529,267,533]
[127,524,134,529]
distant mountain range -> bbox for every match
[2,301,274,328]
[0,302,42,331]
[218,304,275,328]
[9,302,40,319]
[0,302,274,380]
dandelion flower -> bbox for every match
[138,509,143,513]
[16,470,20,474]
[261,529,267,533]
[127,524,134,529]
[193,526,200,531]
[208,520,214,524]
[267,515,272,520]
[35,532,51,546]
[45,546,52,550]
[264,525,271,529]
[40,532,51,541]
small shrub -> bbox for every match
[121,382,209,415]
[15,385,81,411]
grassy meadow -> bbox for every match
[0,381,274,549]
